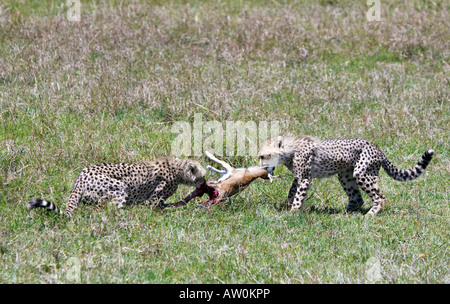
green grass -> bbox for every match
[0,0,449,283]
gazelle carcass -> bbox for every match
[167,151,272,208]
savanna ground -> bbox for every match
[0,0,448,284]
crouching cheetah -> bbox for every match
[27,157,206,218]
[258,135,434,215]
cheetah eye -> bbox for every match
[259,156,264,160]
[188,163,196,172]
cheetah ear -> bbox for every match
[277,136,283,149]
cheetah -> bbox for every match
[27,157,206,218]
[258,135,434,215]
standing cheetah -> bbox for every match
[258,135,434,215]
[27,157,206,218]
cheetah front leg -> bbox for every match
[283,178,298,207]
[147,180,177,209]
[290,177,312,211]
[290,153,313,211]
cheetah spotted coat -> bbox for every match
[27,157,206,218]
[258,135,434,215]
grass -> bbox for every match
[0,0,449,283]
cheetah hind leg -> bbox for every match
[354,172,386,216]
[81,174,128,211]
[338,171,365,213]
[107,189,128,209]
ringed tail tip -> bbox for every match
[422,149,434,163]
[27,198,44,210]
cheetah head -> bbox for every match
[258,136,287,175]
[181,160,207,187]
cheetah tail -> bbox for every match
[382,150,434,182]
[27,199,66,217]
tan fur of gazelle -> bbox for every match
[167,151,271,207]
